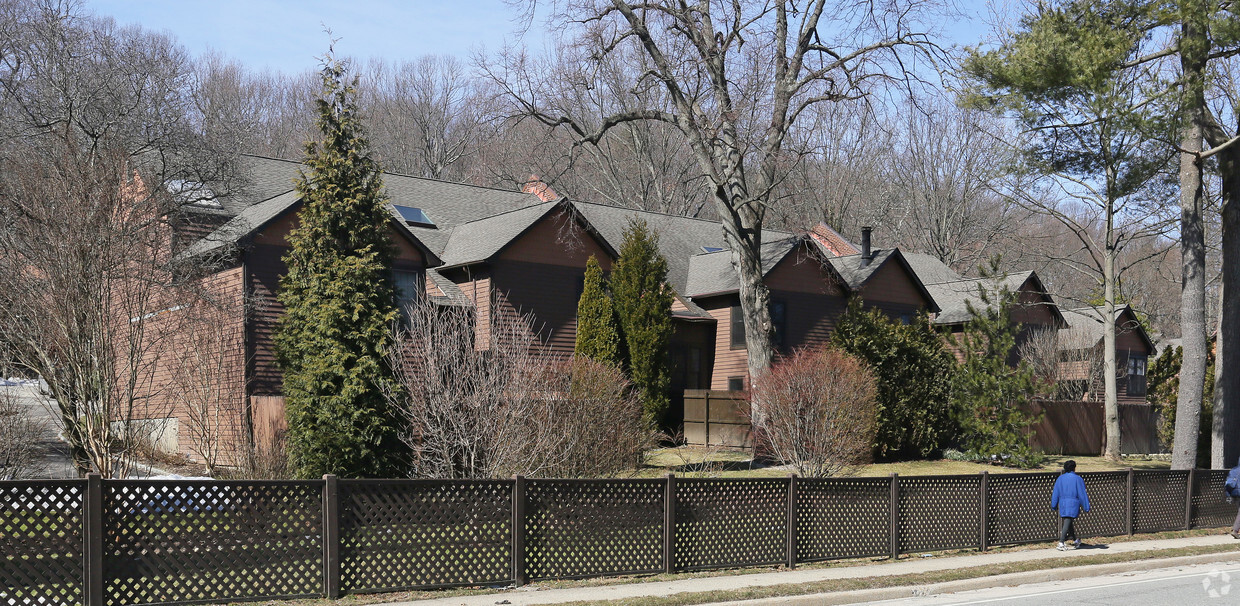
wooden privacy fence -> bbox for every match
[1,470,1234,606]
[683,392,1165,455]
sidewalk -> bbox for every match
[376,534,1240,606]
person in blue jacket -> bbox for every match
[1051,459,1090,551]
[1225,458,1240,538]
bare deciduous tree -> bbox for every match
[167,294,248,476]
[0,3,231,477]
[0,388,45,480]
[488,0,944,383]
[388,298,652,479]
[1018,327,1105,402]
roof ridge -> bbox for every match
[450,199,559,227]
[572,199,796,238]
[239,153,543,198]
[924,270,1032,287]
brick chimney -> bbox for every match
[522,175,559,202]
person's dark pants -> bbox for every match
[1059,516,1078,543]
[1231,503,1240,534]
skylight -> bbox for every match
[394,205,435,227]
[701,246,725,253]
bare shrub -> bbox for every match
[167,295,246,476]
[750,348,877,477]
[0,389,45,480]
[1018,327,1103,401]
[388,298,653,479]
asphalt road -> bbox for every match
[872,563,1240,606]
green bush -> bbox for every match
[574,255,621,368]
[611,219,673,428]
[832,296,958,460]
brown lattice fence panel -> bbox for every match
[525,479,663,580]
[1074,472,1126,538]
[674,478,787,571]
[1192,470,1233,528]
[1133,471,1188,533]
[899,475,979,553]
[795,478,889,562]
[103,480,323,605]
[0,480,85,606]
[339,480,512,593]
[985,473,1057,546]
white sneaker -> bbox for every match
[1056,542,1066,551]
[1073,540,1082,548]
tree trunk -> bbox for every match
[1103,248,1121,460]
[1171,8,1209,471]
[1215,150,1240,468]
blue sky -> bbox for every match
[88,0,549,74]
[88,1,993,75]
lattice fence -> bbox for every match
[0,480,85,606]
[899,475,980,553]
[796,477,890,562]
[339,480,512,593]
[674,478,787,571]
[1133,470,1188,533]
[525,479,663,580]
[103,480,323,605]
[1074,472,1127,539]
[1192,470,1234,529]
[4,469,1236,606]
[985,473,1057,546]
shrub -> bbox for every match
[832,296,958,460]
[749,347,877,477]
[389,297,653,478]
[611,219,673,427]
[574,255,621,368]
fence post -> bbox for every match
[1185,468,1196,530]
[979,471,988,552]
[786,474,797,569]
[889,473,900,560]
[84,473,103,606]
[664,473,676,574]
[512,475,527,587]
[322,474,340,599]
[1125,468,1134,536]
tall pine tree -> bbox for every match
[575,255,621,367]
[949,261,1042,467]
[610,220,673,428]
[274,54,408,478]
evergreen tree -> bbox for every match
[949,260,1043,467]
[575,255,622,367]
[274,54,407,479]
[611,219,673,427]
[832,296,959,460]
[1151,342,1216,467]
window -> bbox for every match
[730,305,746,349]
[1127,354,1148,397]
[771,301,787,348]
[393,269,422,316]
[393,205,436,228]
[727,376,745,391]
[732,302,786,349]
